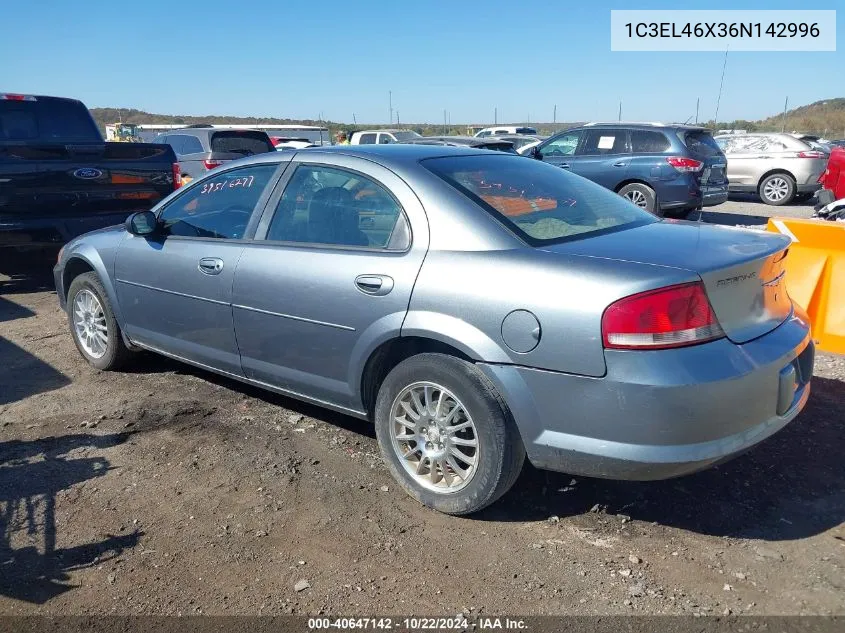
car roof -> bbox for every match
[575,122,708,132]
[406,135,513,146]
[353,129,414,134]
[230,143,511,170]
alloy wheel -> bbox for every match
[72,289,108,359]
[389,382,479,493]
[763,177,789,202]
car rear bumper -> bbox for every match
[0,213,131,249]
[657,179,727,211]
[479,308,813,480]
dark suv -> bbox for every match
[529,123,728,216]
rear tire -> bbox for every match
[758,173,796,206]
[374,353,525,515]
[618,183,658,214]
[67,272,132,371]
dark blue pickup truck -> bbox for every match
[0,93,178,260]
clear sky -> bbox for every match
[1,0,841,124]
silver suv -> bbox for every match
[152,126,275,183]
[715,133,828,205]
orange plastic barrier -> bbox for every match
[767,218,845,355]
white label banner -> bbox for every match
[611,10,836,51]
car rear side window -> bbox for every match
[630,130,671,153]
[683,130,723,157]
[357,133,377,144]
[158,164,278,239]
[423,154,655,245]
[171,134,204,154]
[0,99,100,142]
[265,165,406,249]
[578,130,627,155]
[210,131,274,156]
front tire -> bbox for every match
[67,272,132,371]
[374,353,525,515]
[759,173,796,206]
[618,183,658,214]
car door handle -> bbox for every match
[558,163,571,169]
[355,274,394,296]
[198,257,224,275]
[612,161,628,167]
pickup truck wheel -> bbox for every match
[374,353,525,515]
[67,272,132,371]
[759,173,796,206]
[618,183,658,214]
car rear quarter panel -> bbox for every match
[404,247,697,377]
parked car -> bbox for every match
[530,123,728,216]
[789,133,834,155]
[350,129,422,145]
[401,136,517,152]
[55,145,813,515]
[152,126,275,184]
[0,93,178,257]
[474,126,538,138]
[715,133,828,205]
[271,136,317,150]
[490,134,546,152]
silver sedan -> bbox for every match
[54,145,814,515]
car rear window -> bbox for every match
[210,131,274,155]
[423,154,655,245]
[0,98,101,142]
[682,130,723,157]
[515,127,537,135]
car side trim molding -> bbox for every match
[115,278,230,307]
[129,339,369,420]
[232,303,355,331]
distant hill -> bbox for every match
[90,98,845,139]
[753,98,845,138]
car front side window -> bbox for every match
[265,164,406,249]
[541,131,581,156]
[157,164,278,240]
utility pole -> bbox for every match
[695,98,699,125]
[553,105,557,128]
[396,111,399,126]
[714,46,729,124]
[618,100,622,121]
[389,91,393,125]
[494,107,497,125]
[444,109,447,135]
[353,113,357,124]
[780,96,789,132]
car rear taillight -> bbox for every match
[1,93,36,101]
[601,282,724,350]
[666,157,703,172]
[203,159,226,170]
[172,163,182,190]
[797,150,825,159]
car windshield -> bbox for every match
[392,131,422,140]
[423,154,655,245]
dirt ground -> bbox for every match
[1,196,843,617]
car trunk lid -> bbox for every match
[545,220,793,344]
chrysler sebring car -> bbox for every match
[55,145,814,515]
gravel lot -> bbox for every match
[1,196,843,617]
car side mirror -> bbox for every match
[531,146,542,159]
[126,210,158,236]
